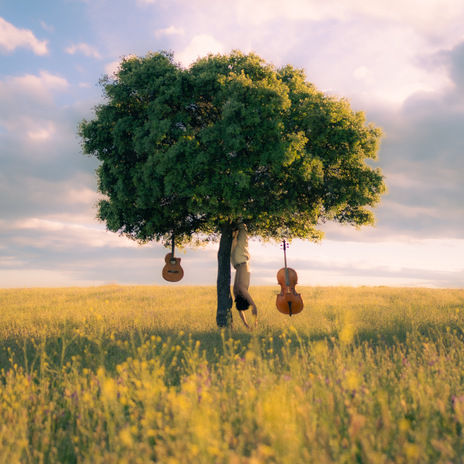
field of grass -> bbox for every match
[1,285,464,463]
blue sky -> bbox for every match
[1,0,463,288]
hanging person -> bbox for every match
[230,222,258,330]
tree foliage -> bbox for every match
[80,50,385,244]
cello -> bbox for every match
[162,235,184,282]
[276,239,304,316]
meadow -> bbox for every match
[0,285,464,464]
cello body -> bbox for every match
[276,240,304,316]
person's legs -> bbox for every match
[233,262,257,329]
[233,262,250,299]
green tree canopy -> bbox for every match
[79,50,386,326]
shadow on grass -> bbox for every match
[1,317,463,384]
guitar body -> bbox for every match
[276,267,304,316]
[162,253,184,282]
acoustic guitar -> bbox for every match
[162,236,184,282]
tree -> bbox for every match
[79,50,386,327]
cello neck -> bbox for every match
[283,240,290,288]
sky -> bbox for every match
[1,0,463,289]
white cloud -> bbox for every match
[175,34,226,67]
[1,70,68,98]
[0,71,69,135]
[307,20,454,105]
[0,70,68,104]
[343,0,464,38]
[0,256,24,267]
[104,59,123,76]
[22,70,68,90]
[12,217,139,249]
[0,269,106,288]
[162,1,459,106]
[0,17,48,55]
[136,0,159,4]
[40,21,54,33]
[155,26,184,38]
[353,66,370,80]
[66,42,101,59]
[27,121,57,141]
[232,0,464,39]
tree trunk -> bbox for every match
[216,222,234,327]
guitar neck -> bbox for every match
[171,235,176,259]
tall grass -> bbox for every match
[0,285,463,463]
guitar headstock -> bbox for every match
[280,239,289,251]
